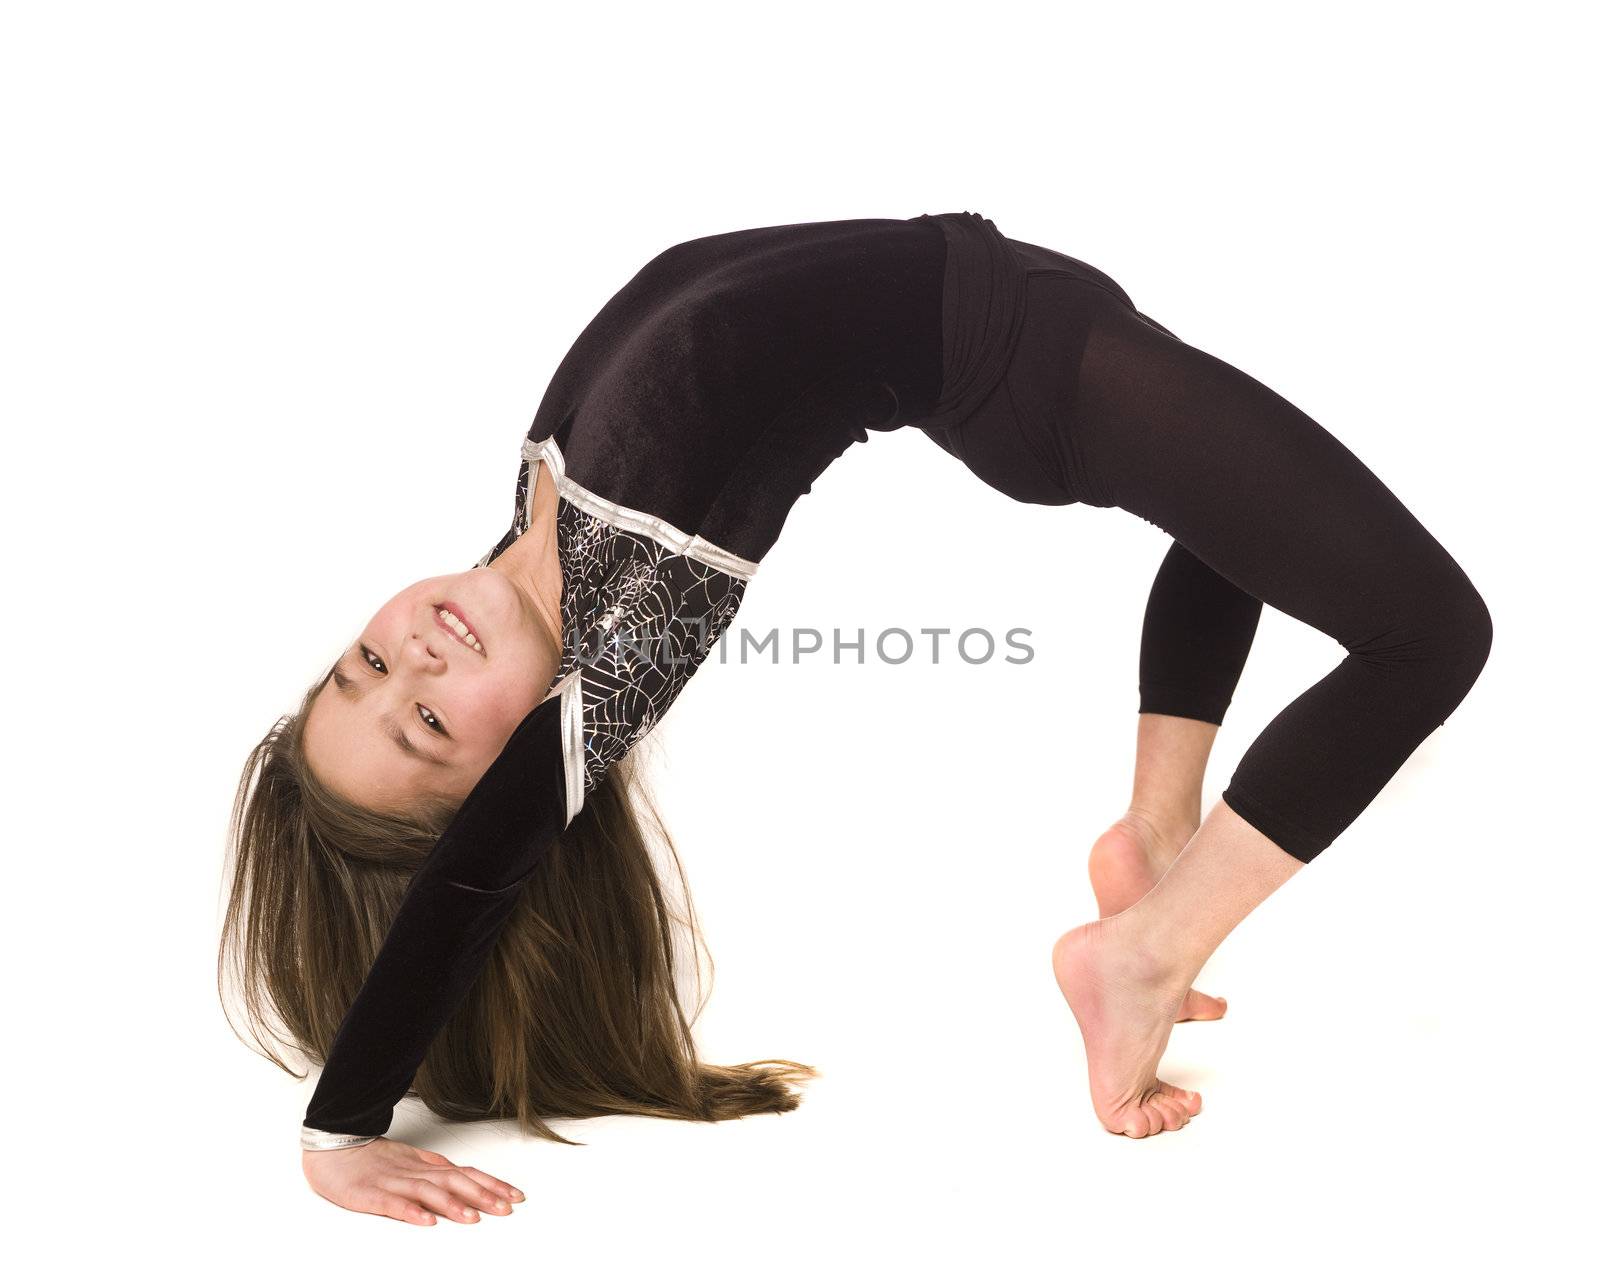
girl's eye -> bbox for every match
[355,642,446,737]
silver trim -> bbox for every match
[520,435,760,581]
[539,668,585,826]
[558,670,586,825]
[300,1125,381,1151]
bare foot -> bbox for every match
[1052,918,1203,1138]
[1089,814,1227,1022]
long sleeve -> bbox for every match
[301,687,570,1139]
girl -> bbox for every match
[220,211,1491,1225]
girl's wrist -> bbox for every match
[300,1125,382,1151]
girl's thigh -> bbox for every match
[1008,273,1481,647]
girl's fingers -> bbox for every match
[454,1166,523,1205]
[377,1195,436,1226]
[439,1168,512,1214]
[414,1149,454,1166]
[397,1176,481,1224]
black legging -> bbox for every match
[917,241,1492,861]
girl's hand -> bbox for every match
[302,1137,526,1226]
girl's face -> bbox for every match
[302,566,560,812]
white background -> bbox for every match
[5,1,1594,1278]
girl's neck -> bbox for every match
[489,459,563,652]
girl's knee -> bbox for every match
[1444,578,1493,700]
[1357,565,1492,720]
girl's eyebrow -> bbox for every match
[381,710,451,767]
[331,664,451,768]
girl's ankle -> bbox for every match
[1118,805,1199,866]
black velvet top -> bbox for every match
[301,211,1029,1140]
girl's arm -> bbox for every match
[296,689,569,1225]
[302,687,571,1140]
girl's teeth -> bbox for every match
[438,608,485,653]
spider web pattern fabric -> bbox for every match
[554,502,748,797]
[476,450,749,807]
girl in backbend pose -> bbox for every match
[220,212,1491,1225]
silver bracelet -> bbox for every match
[300,1125,382,1151]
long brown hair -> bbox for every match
[218,667,814,1144]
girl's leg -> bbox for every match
[1090,712,1230,1022]
[1057,281,1491,862]
[1092,541,1261,908]
[1090,542,1262,1021]
[1138,540,1263,732]
[1032,276,1490,1135]
[1087,311,1262,918]
[1091,711,1219,915]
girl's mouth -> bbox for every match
[433,601,485,655]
